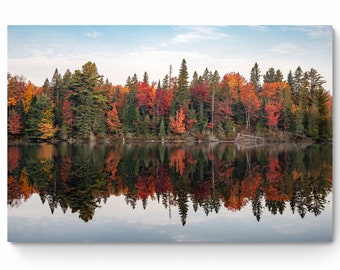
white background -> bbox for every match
[0,1,338,269]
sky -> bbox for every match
[7,25,333,91]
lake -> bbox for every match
[7,142,333,242]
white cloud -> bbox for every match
[85,31,99,39]
[282,26,332,40]
[269,43,301,54]
[247,25,269,32]
[172,26,228,43]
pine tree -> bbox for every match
[162,74,169,89]
[316,87,330,141]
[143,71,149,84]
[250,62,261,94]
[287,70,294,88]
[263,67,277,83]
[173,59,190,112]
[275,69,283,82]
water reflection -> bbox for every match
[8,142,332,225]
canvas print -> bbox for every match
[7,25,333,242]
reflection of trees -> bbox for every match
[8,142,332,224]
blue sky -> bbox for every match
[8,25,333,91]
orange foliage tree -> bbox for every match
[106,102,122,134]
[240,83,260,130]
[39,108,59,139]
[22,81,36,113]
[170,107,186,134]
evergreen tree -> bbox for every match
[263,67,277,83]
[210,70,220,132]
[275,69,283,82]
[162,74,169,89]
[250,62,261,94]
[287,70,294,88]
[42,78,50,96]
[143,71,149,84]
[202,67,210,84]
[191,71,199,87]
[70,62,108,139]
[50,68,62,107]
[316,87,331,141]
[172,59,189,112]
[25,95,53,140]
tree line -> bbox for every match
[7,60,332,142]
[8,143,332,224]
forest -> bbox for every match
[7,59,333,142]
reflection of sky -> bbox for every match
[8,193,333,243]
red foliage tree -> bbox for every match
[191,83,210,105]
[265,101,282,130]
[136,82,156,117]
[8,109,23,136]
[155,89,173,117]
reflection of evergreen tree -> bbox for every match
[265,200,286,215]
[251,190,263,222]
[177,190,189,226]
[61,145,109,222]
[119,146,139,209]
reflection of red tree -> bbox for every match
[264,186,289,202]
[136,169,156,200]
[20,168,33,200]
[264,157,288,202]
[192,181,210,202]
[8,175,22,207]
[266,157,283,184]
[8,146,21,172]
[105,149,124,196]
[241,168,262,200]
[225,184,248,211]
[155,167,172,194]
[169,148,186,176]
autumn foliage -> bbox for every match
[170,107,186,134]
[7,143,332,223]
[7,60,332,141]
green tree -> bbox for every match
[143,71,149,84]
[250,62,261,94]
[172,59,190,112]
[275,69,283,82]
[316,87,331,141]
[263,67,277,83]
[70,62,108,140]
[25,95,54,140]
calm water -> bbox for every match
[7,142,333,242]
